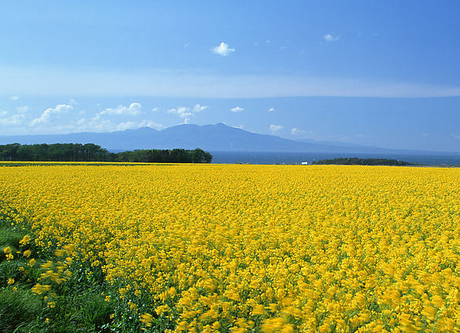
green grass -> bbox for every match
[0,287,43,332]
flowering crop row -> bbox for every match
[1,164,460,332]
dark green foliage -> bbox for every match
[115,147,212,163]
[44,290,113,333]
[0,143,213,163]
[312,157,415,166]
[0,143,110,162]
[0,288,43,333]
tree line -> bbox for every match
[0,143,213,163]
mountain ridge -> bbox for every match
[0,123,456,155]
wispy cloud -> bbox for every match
[3,66,460,98]
[167,104,208,119]
[324,33,340,42]
[0,113,25,126]
[211,42,235,56]
[268,107,275,112]
[77,117,165,133]
[16,106,29,113]
[30,104,73,126]
[99,102,142,116]
[270,124,284,133]
[9,95,19,101]
[168,106,192,118]
[291,127,305,136]
[231,106,244,113]
[193,104,208,113]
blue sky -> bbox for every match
[1,1,460,152]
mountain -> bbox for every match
[0,123,453,155]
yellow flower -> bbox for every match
[140,313,154,327]
[19,235,31,246]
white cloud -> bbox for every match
[268,107,275,112]
[30,104,73,126]
[166,104,207,119]
[99,102,142,116]
[291,127,305,136]
[168,106,190,118]
[324,33,340,42]
[270,124,284,133]
[10,95,19,101]
[193,104,208,112]
[16,106,29,113]
[212,42,235,56]
[76,116,165,133]
[151,107,159,112]
[0,113,25,126]
[231,106,244,113]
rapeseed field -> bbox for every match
[1,164,460,332]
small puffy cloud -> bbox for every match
[152,107,159,112]
[231,106,244,113]
[168,106,192,118]
[212,42,235,56]
[193,104,208,113]
[167,104,206,119]
[99,102,142,116]
[324,33,340,42]
[268,107,275,112]
[270,124,284,133]
[10,95,19,101]
[291,127,305,136]
[30,104,73,126]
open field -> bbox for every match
[1,163,460,332]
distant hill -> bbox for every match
[0,123,454,155]
[312,157,415,166]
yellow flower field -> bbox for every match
[1,163,460,332]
